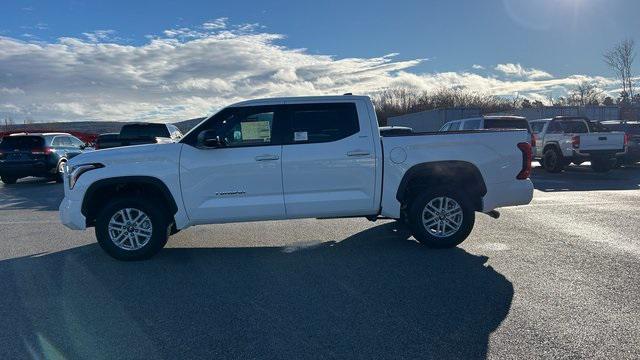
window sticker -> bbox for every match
[294,131,308,142]
[240,121,271,141]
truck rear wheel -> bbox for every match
[95,197,170,261]
[407,188,475,249]
[543,148,565,173]
[591,157,613,173]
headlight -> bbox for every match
[68,163,104,189]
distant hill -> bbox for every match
[1,117,207,135]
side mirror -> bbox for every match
[197,130,223,148]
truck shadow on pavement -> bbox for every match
[0,178,63,211]
[0,222,513,360]
[530,164,640,192]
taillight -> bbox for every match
[31,147,52,155]
[517,142,532,180]
[531,133,537,147]
[571,135,580,149]
[624,133,630,146]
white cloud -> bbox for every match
[472,64,484,70]
[495,63,553,80]
[82,30,120,43]
[202,18,228,30]
[0,22,619,123]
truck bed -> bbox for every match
[379,129,533,218]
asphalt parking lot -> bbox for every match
[0,164,639,359]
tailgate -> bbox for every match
[578,132,625,151]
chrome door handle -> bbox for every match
[255,154,280,161]
[347,150,370,157]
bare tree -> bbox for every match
[532,100,544,108]
[3,115,14,132]
[603,39,636,99]
[569,81,603,106]
[370,87,514,125]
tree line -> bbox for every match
[373,38,637,124]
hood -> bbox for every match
[68,143,168,167]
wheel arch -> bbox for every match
[81,176,178,227]
[396,161,487,211]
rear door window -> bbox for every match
[285,103,359,144]
[56,137,72,146]
[0,136,44,150]
[559,121,588,133]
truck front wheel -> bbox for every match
[407,189,475,249]
[95,197,170,261]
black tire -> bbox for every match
[95,196,170,261]
[591,157,612,173]
[537,158,544,167]
[169,222,180,236]
[1,176,18,185]
[407,188,475,249]
[543,147,565,173]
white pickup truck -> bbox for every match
[60,95,534,260]
[530,116,627,173]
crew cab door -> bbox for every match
[280,101,377,218]
[179,105,286,224]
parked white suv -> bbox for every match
[440,115,535,153]
[60,95,534,260]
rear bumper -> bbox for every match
[0,161,55,177]
[482,179,534,212]
[573,149,626,158]
[59,196,86,230]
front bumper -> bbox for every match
[59,197,86,230]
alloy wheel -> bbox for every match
[421,196,463,238]
[108,208,153,250]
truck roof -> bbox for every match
[230,95,370,107]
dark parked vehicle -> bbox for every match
[0,133,86,184]
[600,120,640,165]
[106,123,183,149]
[94,133,121,150]
[379,126,413,136]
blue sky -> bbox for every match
[1,0,639,122]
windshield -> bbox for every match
[484,118,530,132]
[120,124,170,138]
